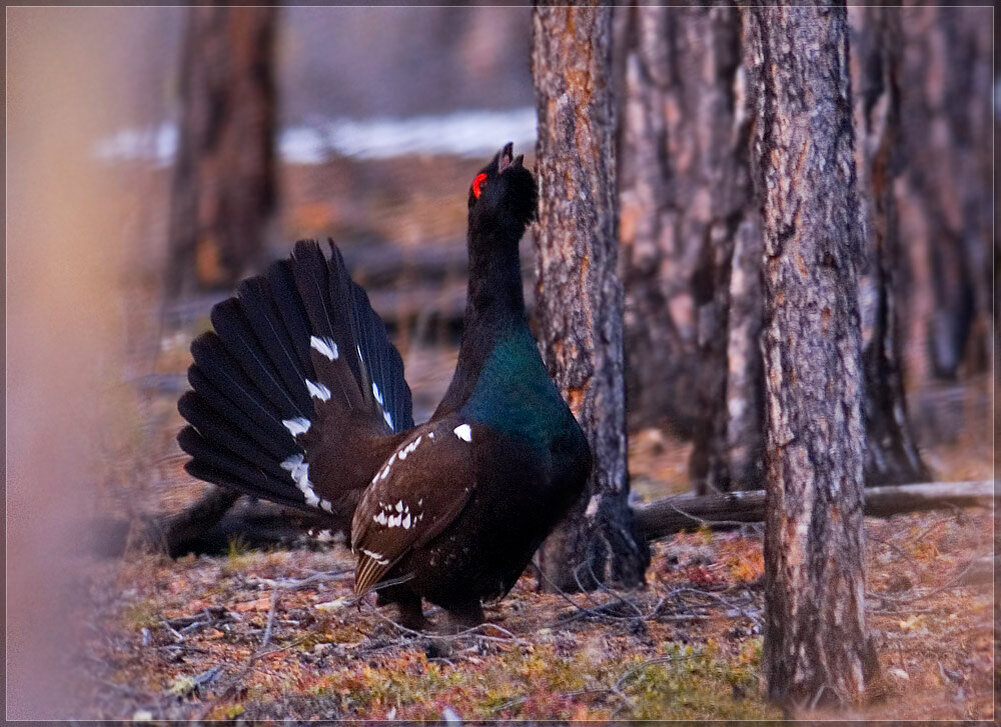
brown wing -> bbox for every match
[351,417,478,594]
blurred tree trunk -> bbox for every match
[532,3,649,592]
[615,6,764,491]
[896,6,992,382]
[745,3,878,710]
[166,5,278,298]
[614,6,700,436]
[849,6,930,486]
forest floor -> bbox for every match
[68,504,995,722]
[72,407,995,721]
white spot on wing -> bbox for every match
[310,335,339,360]
[305,379,331,401]
[383,410,394,429]
[282,417,311,437]
[453,423,472,442]
[372,382,384,405]
[361,548,389,565]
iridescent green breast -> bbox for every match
[460,325,580,454]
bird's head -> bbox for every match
[467,142,538,237]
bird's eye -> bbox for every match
[471,173,488,199]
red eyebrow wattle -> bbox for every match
[472,173,488,199]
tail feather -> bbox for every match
[189,332,291,442]
[178,391,294,482]
[325,242,367,389]
[178,239,414,522]
[210,298,309,420]
[179,427,313,512]
[266,259,314,375]
[186,365,292,461]
[290,242,341,348]
[236,276,313,415]
[291,241,368,413]
[348,276,413,431]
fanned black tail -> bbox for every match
[178,240,413,517]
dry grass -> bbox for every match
[69,493,993,721]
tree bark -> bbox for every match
[615,6,700,435]
[532,3,649,592]
[896,6,992,382]
[166,5,279,298]
[614,6,766,489]
[745,3,878,709]
[849,6,930,486]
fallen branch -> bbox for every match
[633,480,994,541]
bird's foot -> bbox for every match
[442,600,485,634]
[377,588,428,632]
[394,597,429,632]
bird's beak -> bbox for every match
[497,142,515,174]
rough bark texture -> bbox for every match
[849,6,930,486]
[745,4,878,709]
[615,6,765,488]
[896,6,992,382]
[166,5,278,298]
[532,4,649,592]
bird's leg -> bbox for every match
[443,600,485,633]
[379,588,428,632]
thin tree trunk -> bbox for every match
[166,5,278,298]
[615,6,701,435]
[896,6,992,383]
[670,7,760,495]
[532,3,649,592]
[745,3,878,709]
[850,6,930,485]
[615,6,766,490]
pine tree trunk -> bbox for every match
[166,5,278,298]
[745,3,878,709]
[614,6,700,435]
[615,6,766,490]
[849,6,930,486]
[532,3,649,592]
[896,6,992,382]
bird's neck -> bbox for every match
[433,221,528,416]
[464,223,525,328]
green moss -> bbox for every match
[121,598,160,630]
[221,535,254,573]
[619,639,779,720]
[300,638,777,721]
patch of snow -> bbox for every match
[92,107,537,165]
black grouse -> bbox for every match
[177,143,591,629]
